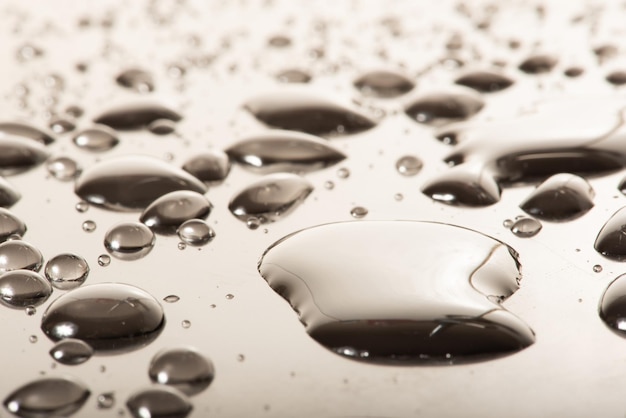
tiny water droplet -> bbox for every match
[104,222,155,261]
[44,253,89,290]
[163,295,180,303]
[16,43,44,61]
[49,338,94,365]
[593,264,603,273]
[177,219,215,246]
[3,377,90,417]
[564,67,584,77]
[72,125,119,152]
[606,71,626,86]
[177,242,187,250]
[25,306,36,316]
[350,206,368,218]
[237,354,245,362]
[115,68,155,93]
[82,220,96,232]
[510,218,542,238]
[126,387,192,418]
[276,69,312,83]
[65,105,84,118]
[353,69,415,98]
[97,392,115,409]
[148,119,176,135]
[47,156,81,181]
[246,217,261,230]
[268,35,291,47]
[337,167,350,179]
[225,294,234,300]
[0,270,52,308]
[395,155,423,176]
[148,347,215,395]
[181,320,191,329]
[394,193,403,201]
[75,201,89,213]
[97,254,111,267]
[29,335,38,343]
[324,181,335,190]
[503,219,513,228]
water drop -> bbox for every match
[258,221,534,363]
[243,91,377,136]
[404,90,484,126]
[75,201,89,213]
[0,178,21,208]
[163,295,180,303]
[0,121,55,145]
[97,254,111,267]
[268,35,291,47]
[236,354,245,362]
[519,173,594,221]
[228,173,313,224]
[177,219,215,246]
[75,155,207,211]
[47,157,81,181]
[518,54,558,74]
[606,71,626,86]
[167,64,186,79]
[44,253,89,290]
[454,70,515,93]
[181,320,191,329]
[29,335,37,343]
[126,387,192,418]
[324,181,335,190]
[65,105,84,118]
[350,206,368,218]
[104,222,155,260]
[564,67,584,78]
[594,44,618,64]
[82,220,96,232]
[115,68,155,93]
[0,240,43,273]
[140,191,211,235]
[0,208,26,242]
[0,270,52,308]
[394,193,403,201]
[148,119,176,135]
[93,102,182,130]
[225,130,346,174]
[395,155,422,176]
[337,167,350,179]
[177,242,187,250]
[41,283,165,353]
[510,217,542,238]
[16,43,44,62]
[246,217,261,230]
[225,294,234,300]
[148,347,215,395]
[0,135,50,175]
[598,274,626,336]
[3,377,90,417]
[353,69,415,98]
[97,392,115,409]
[49,338,94,365]
[595,207,626,260]
[276,69,312,84]
[503,219,513,228]
[25,306,36,316]
[49,117,76,134]
[182,150,231,183]
[72,125,119,152]
[593,264,603,273]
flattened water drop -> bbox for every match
[0,270,52,308]
[0,136,50,175]
[350,206,368,218]
[595,207,626,261]
[519,173,594,221]
[75,155,207,211]
[49,338,94,365]
[276,69,312,84]
[163,295,180,303]
[0,208,26,242]
[140,191,212,235]
[97,393,115,409]
[41,283,165,353]
[599,274,626,336]
[148,347,215,395]
[44,253,89,290]
[510,217,542,238]
[353,70,415,98]
[3,377,90,417]
[126,387,192,418]
[518,54,558,74]
[564,67,585,78]
[0,177,21,208]
[72,125,119,152]
[148,119,176,135]
[47,157,81,181]
[243,91,377,136]
[395,155,422,176]
[104,222,155,260]
[454,70,515,93]
[228,173,313,224]
[404,90,484,126]
[225,130,346,174]
[94,102,182,130]
[0,240,43,274]
[182,150,231,183]
[0,122,55,145]
[258,221,534,363]
[606,71,626,86]
[177,219,215,246]
[115,68,155,93]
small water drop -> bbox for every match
[65,105,84,118]
[72,125,120,152]
[0,270,52,308]
[350,206,368,218]
[181,320,191,329]
[518,54,558,74]
[3,377,90,417]
[115,68,155,93]
[44,253,89,290]
[163,295,180,303]
[454,70,515,93]
[75,201,89,213]
[97,392,115,409]
[16,43,44,62]
[324,181,335,190]
[177,219,215,246]
[225,294,234,300]
[47,156,81,181]
[82,220,96,232]
[148,347,215,395]
[148,119,177,135]
[606,71,626,86]
[246,217,261,230]
[337,167,350,179]
[126,387,192,418]
[29,335,38,343]
[353,69,415,98]
[94,102,182,130]
[97,254,111,267]
[394,193,403,201]
[237,354,245,362]
[25,306,36,316]
[510,218,542,238]
[593,264,603,273]
[140,191,212,235]
[564,67,584,78]
[395,155,423,176]
[404,89,484,126]
[49,338,94,365]
[503,219,513,228]
[276,69,312,83]
[104,222,155,261]
[268,35,292,48]
[49,117,76,134]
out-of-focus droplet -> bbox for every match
[148,347,215,395]
[395,155,423,176]
[0,136,50,176]
[47,157,81,181]
[404,90,484,126]
[115,68,155,93]
[148,119,177,135]
[97,392,115,409]
[510,217,542,237]
[0,178,21,208]
[49,117,76,134]
[606,71,626,86]
[126,387,192,418]
[0,121,55,145]
[94,102,182,130]
[182,150,231,183]
[518,54,558,74]
[16,43,44,62]
[72,125,120,152]
[140,191,212,235]
[324,181,335,190]
[276,69,312,83]
[0,208,26,242]
[104,222,155,260]
[3,377,90,417]
[353,69,415,98]
[181,320,191,329]
[177,219,215,246]
[350,206,368,218]
[44,253,89,290]
[225,294,234,300]
[0,270,52,308]
[337,167,350,179]
[268,35,291,47]
[454,70,514,93]
[564,67,584,77]
[49,338,94,365]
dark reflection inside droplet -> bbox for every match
[595,207,626,261]
[149,347,215,395]
[140,191,212,235]
[104,222,155,260]
[126,387,192,418]
[353,70,415,98]
[93,102,182,130]
[3,377,90,418]
[454,70,514,93]
[404,90,484,126]
[520,173,594,221]
[606,71,626,86]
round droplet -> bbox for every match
[236,354,245,362]
[246,217,261,230]
[49,338,94,365]
[104,222,155,260]
[49,117,76,134]
[75,201,89,213]
[44,253,89,290]
[65,105,84,118]
[82,220,96,232]
[115,68,155,93]
[3,377,90,417]
[510,218,542,238]
[593,264,603,273]
[47,156,81,181]
[41,283,165,353]
[177,242,187,250]
[140,191,212,235]
[16,43,44,61]
[97,392,115,409]
[163,295,180,303]
[395,155,423,176]
[0,240,43,274]
[181,320,191,329]
[350,206,368,219]
[97,254,111,267]
[126,387,192,418]
[0,208,26,242]
[337,167,350,179]
[148,119,176,135]
[353,69,415,98]
[29,335,38,343]
[72,126,120,152]
[177,219,215,246]
[0,270,52,308]
[503,219,513,228]
[324,181,335,190]
[25,306,36,315]
[148,347,215,395]
[182,150,231,183]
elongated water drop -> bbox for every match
[0,122,55,145]
[519,173,594,221]
[595,207,626,260]
[44,253,89,290]
[104,222,155,260]
[606,71,626,86]
[225,130,346,174]
[353,69,415,98]
[3,377,90,417]
[454,70,515,93]
[0,270,52,308]
[75,155,207,211]
[276,69,312,84]
[0,208,26,242]
[126,387,192,418]
[140,190,211,235]
[395,155,422,176]
[0,136,50,175]
[510,217,542,238]
[47,157,81,181]
[148,347,215,395]
[72,126,119,152]
[404,90,484,126]
[49,338,94,365]
[182,150,231,183]
[115,68,155,93]
[94,102,182,130]
[0,177,20,208]
[518,54,558,74]
[0,240,43,274]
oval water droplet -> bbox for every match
[593,264,603,273]
[97,254,111,267]
[564,67,584,78]
[454,70,515,93]
[49,117,76,134]
[258,221,534,363]
[337,167,350,179]
[163,295,180,303]
[510,217,542,238]
[595,207,626,260]
[47,157,81,181]
[0,177,21,208]
[395,155,423,176]
[276,69,312,84]
[353,69,415,98]
[0,122,55,145]
[519,173,594,221]
[606,70,626,86]
[181,320,191,329]
[243,91,377,136]
[148,347,215,396]
[148,119,176,135]
[41,283,165,353]
[3,377,90,417]
[104,222,155,260]
[140,191,212,235]
[0,240,43,274]
[599,274,626,335]
[422,163,501,206]
[0,270,52,308]
[126,387,192,418]
[97,393,115,409]
[350,206,368,218]
[75,155,207,211]
[115,68,155,93]
[404,90,484,126]
[177,219,215,246]
[225,130,346,174]
[228,173,313,224]
[44,253,89,290]
[49,338,94,365]
[0,208,26,242]
[0,135,50,175]
[72,125,119,152]
[518,54,558,74]
[82,220,96,232]
[75,201,89,213]
[93,102,182,130]
[182,150,231,183]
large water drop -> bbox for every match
[3,377,90,417]
[404,90,484,126]
[93,102,182,130]
[140,191,212,235]
[148,347,215,395]
[519,173,594,221]
[44,253,89,290]
[595,207,626,260]
[0,240,43,274]
[126,387,192,418]
[0,135,50,176]
[0,270,52,308]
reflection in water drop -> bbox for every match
[0,121,55,145]
[149,347,215,395]
[75,201,89,213]
[518,54,558,74]
[519,174,594,221]
[25,306,36,316]
[0,240,43,274]
[44,253,90,290]
[0,270,52,308]
[140,190,212,235]
[246,217,261,230]
[164,295,180,303]
[29,335,37,343]
[595,207,626,260]
[593,264,603,273]
[0,208,26,242]
[177,219,215,246]
[226,130,346,174]
[47,157,81,181]
[395,155,422,176]
[3,377,90,418]
[353,70,415,98]
[404,90,484,126]
[350,206,368,218]
[49,338,94,365]
[115,68,155,93]
[454,70,514,93]
[599,274,626,336]
[104,222,156,260]
[49,117,76,134]
[182,150,231,183]
[337,167,350,179]
[324,181,335,190]
[97,392,115,409]
[0,135,50,176]
[41,283,165,353]
[126,387,192,418]
[259,221,534,363]
[75,155,207,211]
[225,294,234,300]
[148,118,177,135]
[82,220,96,232]
[228,173,313,224]
[97,254,111,267]
[72,125,120,152]
[510,218,542,238]
[276,69,312,83]
[93,102,182,130]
